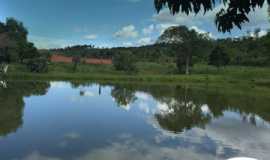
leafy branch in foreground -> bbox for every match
[154,0,270,32]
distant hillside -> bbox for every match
[47,25,270,66]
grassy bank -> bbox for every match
[4,63,270,86]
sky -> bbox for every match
[0,0,269,49]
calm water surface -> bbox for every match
[0,81,270,160]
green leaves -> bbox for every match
[113,50,137,73]
[26,57,49,73]
[154,0,269,32]
[209,45,230,68]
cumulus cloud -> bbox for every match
[138,102,150,114]
[114,25,138,39]
[155,23,178,34]
[50,82,69,89]
[189,26,215,39]
[142,24,155,35]
[241,4,270,29]
[119,104,131,111]
[122,42,134,47]
[147,103,270,160]
[84,34,97,40]
[248,29,268,38]
[137,37,153,46]
[74,137,216,160]
[135,92,150,101]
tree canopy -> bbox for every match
[209,45,230,68]
[154,0,270,32]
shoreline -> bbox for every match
[4,72,270,87]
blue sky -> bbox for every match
[0,0,269,48]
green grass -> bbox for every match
[4,62,270,87]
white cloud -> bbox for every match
[50,82,69,89]
[114,25,138,39]
[156,102,174,115]
[249,29,268,38]
[189,26,215,39]
[200,104,211,114]
[84,34,97,40]
[241,4,270,29]
[148,105,270,160]
[142,24,155,35]
[137,37,153,46]
[135,92,150,101]
[84,91,95,97]
[74,137,216,160]
[139,102,150,114]
[155,23,178,35]
[119,104,131,111]
[122,42,134,47]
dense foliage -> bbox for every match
[112,50,137,73]
[0,18,48,73]
[72,56,81,72]
[157,26,213,74]
[26,57,48,73]
[209,46,230,68]
[0,18,39,63]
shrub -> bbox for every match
[209,46,230,68]
[26,57,48,73]
[176,53,194,74]
[113,51,137,73]
[72,56,81,72]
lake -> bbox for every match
[0,81,270,160]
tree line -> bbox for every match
[1,18,269,74]
[49,26,270,74]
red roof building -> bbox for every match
[50,55,112,65]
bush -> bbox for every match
[176,53,194,74]
[72,56,81,72]
[209,46,230,68]
[113,51,137,73]
[26,57,48,73]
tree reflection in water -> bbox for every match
[111,85,137,109]
[155,85,212,133]
[106,83,270,133]
[0,81,50,136]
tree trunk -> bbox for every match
[0,81,7,88]
[0,63,9,74]
[3,64,8,74]
[185,56,190,75]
